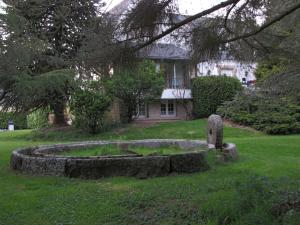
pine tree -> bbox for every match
[0,0,105,125]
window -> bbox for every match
[137,102,146,117]
[160,102,167,115]
[164,62,187,88]
[173,63,184,88]
[245,71,249,77]
[168,101,175,115]
[207,70,211,76]
[161,100,175,116]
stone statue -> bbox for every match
[207,114,223,149]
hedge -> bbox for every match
[0,112,27,129]
[192,76,243,118]
[217,90,300,135]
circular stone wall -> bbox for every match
[10,139,237,179]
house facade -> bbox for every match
[197,60,256,86]
[108,0,257,122]
[136,43,195,121]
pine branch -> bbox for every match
[134,0,241,50]
[133,0,300,51]
[224,2,300,44]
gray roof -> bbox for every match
[138,43,190,60]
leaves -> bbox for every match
[106,60,164,122]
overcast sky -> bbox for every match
[0,0,223,15]
[104,0,222,14]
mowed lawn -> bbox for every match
[0,119,299,225]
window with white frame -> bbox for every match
[161,100,175,116]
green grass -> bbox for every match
[26,119,262,141]
[56,145,198,157]
[57,145,127,157]
[0,119,299,225]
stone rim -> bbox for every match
[10,139,237,179]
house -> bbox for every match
[197,57,257,86]
[108,0,256,122]
[136,43,195,120]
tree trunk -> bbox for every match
[51,102,67,127]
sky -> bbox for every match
[0,0,223,15]
[104,0,222,14]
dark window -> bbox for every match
[161,102,167,115]
[168,101,175,115]
[139,103,145,116]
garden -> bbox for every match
[1,119,300,225]
[1,0,300,224]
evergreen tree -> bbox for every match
[0,0,105,125]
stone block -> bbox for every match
[170,152,209,173]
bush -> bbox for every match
[106,60,164,122]
[0,112,27,130]
[70,81,111,134]
[217,90,300,135]
[192,76,242,118]
[27,108,50,129]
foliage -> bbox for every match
[261,70,300,102]
[217,90,300,135]
[255,58,287,83]
[192,76,243,118]
[106,60,164,122]
[27,108,50,129]
[0,0,107,126]
[70,81,111,134]
[0,112,27,130]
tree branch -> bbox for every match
[134,0,240,50]
[224,2,300,44]
[133,0,300,53]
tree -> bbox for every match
[116,0,300,62]
[107,60,164,122]
[255,58,287,83]
[0,0,107,125]
[70,81,111,134]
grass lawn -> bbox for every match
[56,145,188,157]
[0,119,299,225]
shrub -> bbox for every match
[27,108,50,129]
[0,112,27,129]
[192,76,243,118]
[217,90,300,135]
[70,81,111,134]
[106,60,164,122]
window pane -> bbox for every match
[175,63,184,88]
[168,102,174,115]
[161,102,167,115]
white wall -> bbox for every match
[197,60,256,85]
